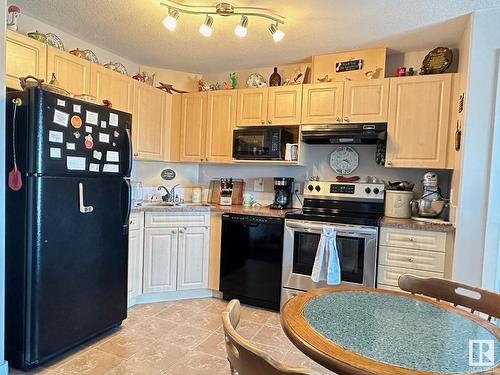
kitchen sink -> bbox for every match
[137,202,211,208]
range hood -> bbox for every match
[301,123,387,144]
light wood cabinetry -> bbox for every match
[386,74,453,168]
[46,46,91,95]
[177,226,210,290]
[301,82,344,124]
[128,213,144,303]
[267,86,302,125]
[6,30,47,90]
[208,212,222,290]
[90,64,134,113]
[343,79,389,123]
[180,92,207,162]
[377,227,454,291]
[205,90,237,162]
[236,86,302,126]
[132,82,168,161]
[236,88,268,126]
[142,212,210,294]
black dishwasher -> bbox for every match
[220,214,284,311]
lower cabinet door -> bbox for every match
[143,228,178,293]
[177,226,209,290]
[127,228,143,301]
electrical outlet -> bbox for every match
[294,182,301,193]
[254,178,264,192]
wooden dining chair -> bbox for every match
[398,274,500,321]
[222,299,321,375]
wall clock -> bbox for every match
[330,146,359,175]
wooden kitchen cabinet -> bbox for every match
[301,82,344,124]
[180,92,207,162]
[6,30,47,90]
[386,74,453,168]
[90,64,134,113]
[236,87,268,126]
[343,79,389,123]
[177,226,210,290]
[267,85,302,125]
[128,212,144,304]
[205,90,237,162]
[46,46,91,95]
[143,227,178,293]
[132,82,168,160]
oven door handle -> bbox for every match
[285,222,378,237]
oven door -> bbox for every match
[282,219,378,291]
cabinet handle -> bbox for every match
[408,237,415,242]
[343,117,350,122]
[129,220,133,225]
[267,120,272,124]
[205,158,209,162]
[179,228,186,233]
[336,117,342,122]
[200,158,204,162]
[261,120,265,124]
[408,257,414,262]
[386,161,393,166]
[133,152,139,157]
[171,229,177,234]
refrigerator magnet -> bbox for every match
[112,142,116,147]
[106,151,119,162]
[109,113,119,127]
[53,109,69,127]
[50,147,62,159]
[113,130,119,137]
[73,131,81,139]
[48,130,64,144]
[57,99,66,107]
[66,142,76,151]
[71,115,82,129]
[84,134,94,149]
[98,133,110,143]
[93,150,102,160]
[103,164,119,173]
[73,104,81,113]
[66,156,86,171]
[85,110,99,125]
[89,163,100,172]
[100,121,107,128]
[85,126,93,133]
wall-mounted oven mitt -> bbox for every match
[311,226,341,285]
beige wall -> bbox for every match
[139,66,201,93]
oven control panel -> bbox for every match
[304,181,385,200]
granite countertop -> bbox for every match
[380,216,455,233]
[132,203,296,218]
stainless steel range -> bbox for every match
[281,180,385,307]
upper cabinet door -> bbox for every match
[6,30,47,90]
[236,88,268,126]
[386,74,453,168]
[133,82,167,160]
[343,79,389,123]
[301,82,344,124]
[180,92,207,162]
[267,86,302,125]
[90,64,134,113]
[206,90,237,163]
[46,46,91,95]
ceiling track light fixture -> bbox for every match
[160,0,285,41]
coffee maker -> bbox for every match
[270,177,294,209]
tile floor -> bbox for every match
[9,298,335,375]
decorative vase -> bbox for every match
[269,67,281,86]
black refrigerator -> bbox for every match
[5,88,132,370]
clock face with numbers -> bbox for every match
[330,146,359,175]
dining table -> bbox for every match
[280,285,500,375]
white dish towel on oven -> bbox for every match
[311,226,341,285]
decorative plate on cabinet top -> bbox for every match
[246,73,267,88]
[83,49,99,64]
[46,33,65,50]
[420,47,453,75]
[114,62,129,76]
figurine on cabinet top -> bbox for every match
[7,4,20,31]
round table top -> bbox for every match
[281,286,500,375]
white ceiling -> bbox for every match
[14,0,500,73]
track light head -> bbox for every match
[163,8,179,31]
[199,15,213,37]
[268,23,285,42]
[234,15,248,37]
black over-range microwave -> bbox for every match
[232,127,294,160]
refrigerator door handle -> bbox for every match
[123,179,131,232]
[79,182,94,214]
[125,128,132,177]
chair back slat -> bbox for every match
[398,274,500,319]
[222,300,321,375]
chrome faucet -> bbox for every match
[157,184,180,203]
